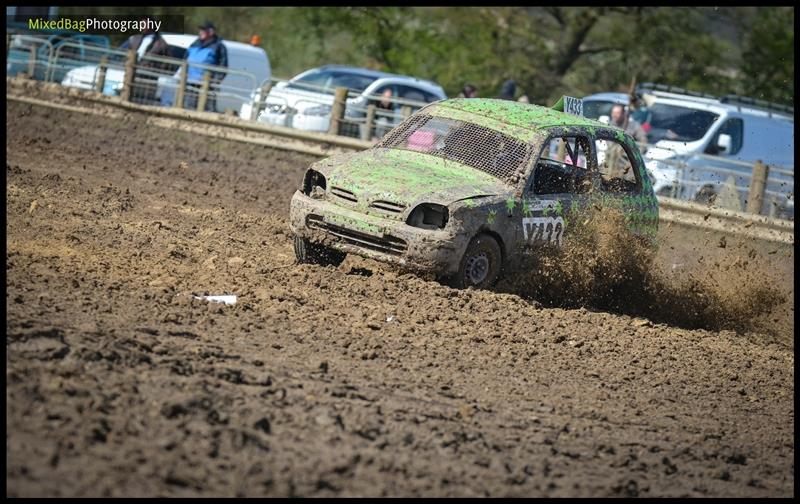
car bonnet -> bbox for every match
[318,148,512,209]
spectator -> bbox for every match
[376,88,394,111]
[457,84,477,99]
[374,88,395,139]
[610,104,647,146]
[119,20,170,104]
[496,79,516,101]
[184,21,228,112]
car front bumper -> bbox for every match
[290,191,469,276]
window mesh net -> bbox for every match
[377,114,532,183]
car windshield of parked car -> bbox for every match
[287,69,378,94]
[377,114,531,184]
[583,100,618,120]
[645,103,719,143]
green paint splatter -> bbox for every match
[506,197,516,213]
[522,199,532,217]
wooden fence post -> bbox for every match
[745,160,769,214]
[120,49,136,102]
[95,55,108,93]
[361,103,376,141]
[28,45,37,78]
[197,70,211,112]
[327,86,348,136]
[174,61,188,109]
[252,81,273,121]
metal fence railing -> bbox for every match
[635,142,794,219]
[6,37,794,221]
[6,34,55,81]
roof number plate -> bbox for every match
[563,96,583,117]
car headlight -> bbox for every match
[302,169,327,198]
[407,203,448,230]
[303,104,332,117]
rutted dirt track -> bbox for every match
[6,101,794,497]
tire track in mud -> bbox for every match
[6,101,795,497]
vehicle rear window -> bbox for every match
[377,114,531,183]
[646,103,719,143]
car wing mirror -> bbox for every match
[716,133,732,154]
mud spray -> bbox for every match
[496,207,787,333]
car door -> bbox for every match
[518,132,597,253]
[594,128,657,236]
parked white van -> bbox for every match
[61,33,270,114]
[583,84,794,218]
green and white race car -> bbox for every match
[290,97,659,288]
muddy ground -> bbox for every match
[6,101,794,497]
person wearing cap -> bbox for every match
[184,21,228,112]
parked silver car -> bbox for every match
[255,65,447,136]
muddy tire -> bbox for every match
[294,235,346,267]
[451,234,502,289]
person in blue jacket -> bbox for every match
[184,21,228,112]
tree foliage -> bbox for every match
[60,6,794,106]
[740,7,794,106]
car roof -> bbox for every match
[307,65,443,91]
[647,93,793,122]
[584,89,793,122]
[433,98,618,133]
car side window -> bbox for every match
[707,118,744,156]
[595,137,640,193]
[369,84,395,108]
[423,90,443,103]
[530,135,594,195]
[395,85,431,115]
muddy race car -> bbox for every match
[289,97,659,288]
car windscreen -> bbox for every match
[377,114,531,184]
[645,103,719,143]
[287,69,378,95]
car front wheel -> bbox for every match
[451,234,502,289]
[294,235,346,267]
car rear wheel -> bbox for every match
[294,235,346,267]
[451,234,502,289]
